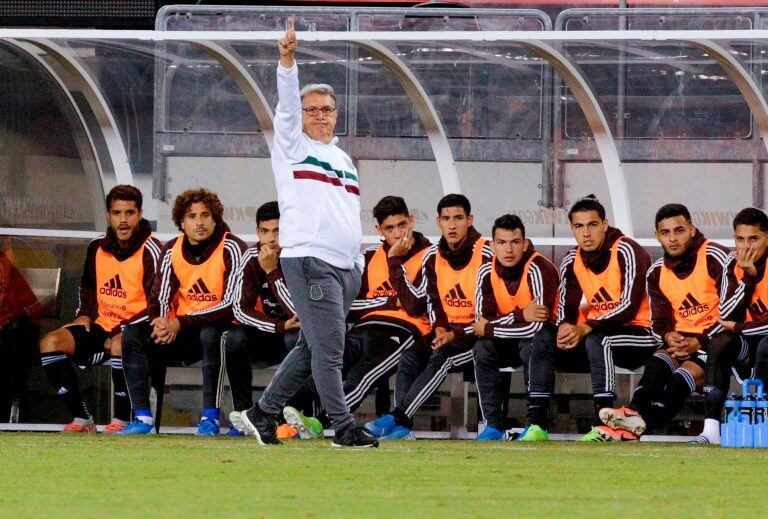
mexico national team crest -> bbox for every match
[309,284,323,301]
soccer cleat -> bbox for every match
[331,426,379,448]
[226,426,245,437]
[196,417,220,436]
[231,407,281,445]
[517,424,549,442]
[688,435,711,444]
[476,427,505,441]
[599,406,647,436]
[364,414,396,438]
[591,425,638,442]
[579,426,609,442]
[62,420,95,434]
[276,423,300,440]
[115,419,156,435]
[379,425,415,441]
[283,406,323,439]
[102,419,127,434]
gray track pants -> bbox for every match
[258,256,361,432]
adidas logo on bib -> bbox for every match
[100,274,127,298]
[444,283,472,308]
[187,278,218,302]
[590,287,619,311]
[678,292,709,317]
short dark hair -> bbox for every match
[437,193,471,216]
[655,203,691,227]
[171,188,224,231]
[568,194,605,222]
[256,201,280,225]
[734,207,768,232]
[492,214,525,239]
[106,184,142,211]
[373,196,409,225]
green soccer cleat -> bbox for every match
[516,424,549,442]
[282,406,323,439]
[578,426,608,442]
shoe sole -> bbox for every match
[283,407,321,440]
[117,428,156,435]
[379,433,416,441]
[330,441,379,448]
[599,408,646,436]
[233,410,277,446]
[229,411,256,439]
[595,428,637,442]
[62,426,95,434]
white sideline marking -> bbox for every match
[0,423,697,442]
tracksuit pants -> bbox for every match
[394,333,476,420]
[257,257,361,433]
[122,321,228,411]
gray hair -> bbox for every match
[299,83,337,104]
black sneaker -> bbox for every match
[231,407,281,445]
[331,426,379,448]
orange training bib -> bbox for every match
[95,239,149,332]
[436,239,487,325]
[659,241,720,334]
[572,238,651,327]
[170,234,227,317]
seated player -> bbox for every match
[713,208,768,429]
[283,196,432,438]
[39,185,160,433]
[540,195,656,442]
[0,245,41,422]
[600,203,740,443]
[119,188,246,435]
[472,214,559,441]
[365,194,491,440]
[227,201,302,437]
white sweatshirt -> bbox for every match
[271,63,363,270]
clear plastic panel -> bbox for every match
[0,44,102,230]
[562,12,753,140]
[356,42,544,140]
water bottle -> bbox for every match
[757,393,768,424]
[724,393,737,420]
[741,394,756,424]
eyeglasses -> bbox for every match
[302,106,338,116]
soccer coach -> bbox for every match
[231,20,378,448]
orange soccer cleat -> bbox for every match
[276,423,299,440]
[102,419,128,434]
[62,420,96,434]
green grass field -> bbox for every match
[1,433,766,517]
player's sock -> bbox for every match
[593,393,615,421]
[703,385,726,421]
[202,407,220,423]
[41,352,91,420]
[391,408,413,429]
[527,394,550,429]
[631,354,674,411]
[134,408,154,425]
[637,368,695,431]
[698,418,721,444]
[110,356,131,422]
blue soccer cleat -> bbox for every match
[226,426,245,437]
[476,426,505,441]
[364,414,396,438]
[115,419,156,435]
[379,425,415,440]
[196,417,220,436]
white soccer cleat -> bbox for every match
[599,406,647,436]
